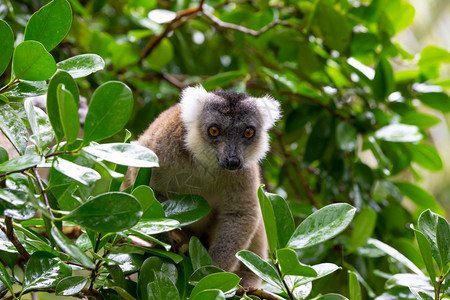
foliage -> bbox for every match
[0,0,449,299]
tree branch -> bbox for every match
[0,217,31,260]
[236,286,286,300]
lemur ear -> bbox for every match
[180,84,209,125]
[255,95,282,129]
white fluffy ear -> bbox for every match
[179,85,209,125]
[255,95,282,129]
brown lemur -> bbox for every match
[124,85,281,287]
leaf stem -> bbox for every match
[274,261,295,300]
[0,78,21,93]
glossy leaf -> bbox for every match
[83,81,133,143]
[55,276,89,296]
[286,263,340,286]
[132,185,165,219]
[137,256,178,300]
[12,40,56,81]
[276,248,317,277]
[57,54,105,78]
[348,207,377,253]
[106,253,145,274]
[336,121,357,152]
[82,143,159,167]
[0,19,13,76]
[372,57,394,101]
[190,272,240,299]
[130,218,180,235]
[47,70,79,142]
[148,271,180,300]
[267,192,295,249]
[375,124,422,142]
[24,99,55,150]
[317,294,349,300]
[0,261,13,294]
[64,192,142,233]
[236,250,283,288]
[189,266,224,285]
[2,80,47,98]
[0,146,7,163]
[436,217,449,267]
[0,153,43,173]
[367,238,424,276]
[385,273,432,290]
[23,251,71,292]
[349,271,361,300]
[162,194,210,226]
[418,209,443,268]
[52,157,101,186]
[191,289,225,300]
[57,84,80,144]
[50,225,95,269]
[24,0,72,51]
[411,226,437,288]
[0,103,28,155]
[257,185,278,254]
[190,236,213,271]
[287,203,356,250]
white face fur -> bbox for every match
[180,85,281,170]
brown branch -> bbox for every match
[0,79,21,93]
[0,217,31,260]
[236,286,286,300]
[203,10,301,37]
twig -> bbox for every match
[236,286,285,300]
[0,79,21,93]
[0,217,31,260]
[274,261,295,300]
[32,168,54,219]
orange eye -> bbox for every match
[208,126,220,137]
[244,127,255,138]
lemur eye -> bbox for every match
[208,126,220,137]
[244,127,255,139]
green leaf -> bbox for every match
[236,250,283,288]
[12,40,56,81]
[50,225,95,269]
[83,81,133,143]
[418,46,450,79]
[417,92,450,113]
[0,146,7,163]
[384,0,415,33]
[276,248,317,277]
[137,257,178,300]
[162,194,210,227]
[24,99,55,150]
[375,124,423,143]
[190,237,213,271]
[47,70,79,143]
[304,116,331,162]
[132,185,165,219]
[64,192,142,233]
[0,260,13,295]
[129,218,180,235]
[436,217,449,267]
[348,207,377,253]
[57,84,80,144]
[400,112,440,129]
[0,19,14,76]
[106,253,145,274]
[411,226,437,288]
[314,0,351,53]
[82,143,159,167]
[287,203,356,250]
[394,182,441,213]
[267,192,295,249]
[385,273,432,290]
[287,263,340,286]
[52,157,101,186]
[2,80,47,98]
[349,271,361,300]
[190,272,240,299]
[191,289,225,300]
[105,264,126,288]
[144,38,174,72]
[257,185,278,255]
[202,71,245,90]
[0,103,28,155]
[57,54,105,78]
[55,276,89,296]
[23,251,71,292]
[24,0,72,51]
[109,42,140,70]
[148,271,180,300]
[372,58,394,101]
[317,294,349,300]
[418,210,443,268]
[336,121,357,152]
[407,143,443,171]
[0,153,43,173]
[367,238,424,276]
[189,266,224,285]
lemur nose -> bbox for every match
[225,156,241,170]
